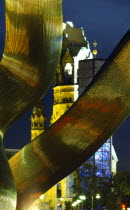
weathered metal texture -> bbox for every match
[10,30,130,209]
[0,0,63,209]
[0,0,63,133]
[0,143,16,210]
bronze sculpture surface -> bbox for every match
[0,0,129,209]
[10,30,130,209]
[0,0,62,209]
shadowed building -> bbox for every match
[78,59,105,96]
[78,59,118,177]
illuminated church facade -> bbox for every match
[30,22,118,210]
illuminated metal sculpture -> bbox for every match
[10,30,130,209]
[0,0,129,209]
[0,0,62,209]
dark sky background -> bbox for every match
[0,0,130,171]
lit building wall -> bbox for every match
[111,144,118,174]
[50,85,78,125]
[31,101,46,140]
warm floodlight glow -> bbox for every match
[79,195,86,200]
[96,194,101,199]
[39,194,44,200]
[72,197,85,207]
[65,63,72,75]
[77,199,81,204]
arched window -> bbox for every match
[64,63,72,75]
[62,98,65,103]
[69,97,72,102]
[57,183,61,198]
[34,122,38,127]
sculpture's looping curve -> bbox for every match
[10,30,130,209]
[0,0,62,133]
[0,0,63,209]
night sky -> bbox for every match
[0,0,130,171]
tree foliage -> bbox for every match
[72,162,130,210]
[64,201,72,210]
[72,162,109,209]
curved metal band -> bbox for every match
[0,0,63,133]
[10,30,130,209]
[0,0,62,209]
[0,142,16,210]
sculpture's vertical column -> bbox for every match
[0,0,63,209]
[0,136,16,209]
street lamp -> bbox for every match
[79,195,86,200]
[96,194,100,199]
[79,195,86,210]
[72,199,81,210]
[91,194,101,210]
[91,194,94,210]
[72,202,76,207]
[77,199,81,210]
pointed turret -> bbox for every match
[31,100,46,140]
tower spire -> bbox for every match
[31,100,46,140]
[92,40,98,58]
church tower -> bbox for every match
[29,22,118,210]
[31,100,46,140]
[51,21,92,125]
[50,54,78,124]
[30,22,93,210]
[49,21,93,209]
